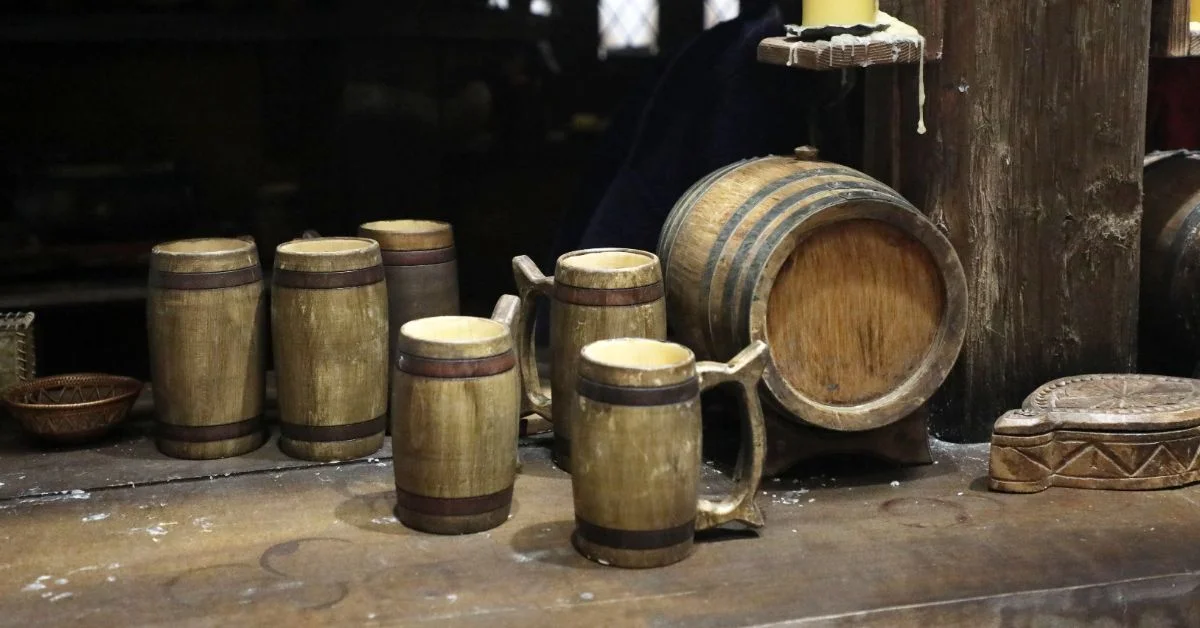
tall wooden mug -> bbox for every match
[572,338,770,569]
[512,249,668,472]
[148,237,267,459]
[272,237,388,461]
[357,220,460,419]
[391,313,521,535]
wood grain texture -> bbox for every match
[513,250,668,473]
[148,238,267,460]
[272,238,388,462]
[572,340,768,568]
[1151,0,1191,56]
[990,374,1200,493]
[1141,153,1200,375]
[1,442,1199,625]
[392,316,520,535]
[768,220,944,406]
[864,1,1149,441]
[658,156,965,433]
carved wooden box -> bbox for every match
[0,313,35,395]
[989,374,1200,493]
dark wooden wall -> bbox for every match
[867,0,1151,441]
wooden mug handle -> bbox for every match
[695,340,769,530]
[490,293,525,474]
[511,256,554,420]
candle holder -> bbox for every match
[758,11,927,70]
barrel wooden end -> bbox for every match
[392,316,519,535]
[658,156,967,433]
[148,237,268,460]
[272,237,389,462]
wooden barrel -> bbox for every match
[658,156,967,432]
[272,237,388,461]
[148,238,267,459]
[358,219,460,434]
[392,316,519,534]
[1141,152,1200,375]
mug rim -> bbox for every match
[557,248,659,274]
[581,338,695,372]
[276,236,377,256]
[398,316,512,361]
[153,237,254,257]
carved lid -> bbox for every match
[994,374,1200,436]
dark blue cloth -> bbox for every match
[556,9,828,257]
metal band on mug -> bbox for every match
[155,416,264,443]
[380,247,456,267]
[273,265,385,289]
[150,266,262,291]
[553,282,665,307]
[279,415,387,442]
[575,517,696,551]
[396,350,515,379]
[577,377,700,407]
[395,485,514,517]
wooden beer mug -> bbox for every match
[391,313,520,535]
[272,237,388,461]
[512,249,668,472]
[571,338,769,569]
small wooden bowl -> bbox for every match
[2,374,143,445]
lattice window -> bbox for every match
[703,0,739,28]
[599,0,659,58]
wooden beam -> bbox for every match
[879,0,945,60]
[1151,0,1192,56]
[867,0,1151,441]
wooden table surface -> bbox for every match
[1,418,1198,627]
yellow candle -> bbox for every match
[801,0,878,27]
[1191,0,1199,22]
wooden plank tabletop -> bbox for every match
[0,432,1198,626]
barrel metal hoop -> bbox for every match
[553,282,664,307]
[273,265,385,289]
[280,415,386,442]
[380,246,456,267]
[156,416,264,442]
[574,517,695,551]
[151,266,262,291]
[395,485,513,517]
[396,351,515,378]
[577,377,699,406]
[659,159,750,269]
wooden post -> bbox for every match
[865,1,1151,441]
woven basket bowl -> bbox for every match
[2,374,143,444]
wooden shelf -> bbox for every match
[1,439,1199,623]
[0,10,550,44]
[758,14,927,71]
